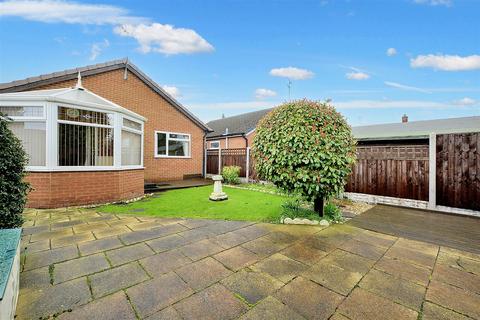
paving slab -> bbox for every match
[120,223,187,245]
[213,246,259,271]
[432,264,480,294]
[93,225,131,239]
[385,245,437,269]
[239,296,305,320]
[24,245,79,271]
[426,280,480,319]
[353,230,397,248]
[280,242,327,265]
[251,253,308,283]
[140,249,191,276]
[78,236,124,256]
[127,272,194,318]
[106,242,155,266]
[321,249,376,274]
[422,302,471,320]
[173,283,248,320]
[22,238,50,254]
[241,236,287,257]
[337,287,418,320]
[16,277,91,320]
[146,234,187,253]
[57,291,136,320]
[374,256,431,286]
[146,306,183,320]
[359,269,426,311]
[436,251,480,275]
[89,262,150,298]
[53,253,110,284]
[176,257,232,290]
[214,231,249,248]
[275,276,343,320]
[303,260,362,296]
[221,269,284,304]
[19,266,51,289]
[179,238,224,261]
[339,238,388,260]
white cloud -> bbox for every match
[413,0,452,7]
[269,67,314,80]
[346,72,370,80]
[384,81,431,93]
[0,0,214,56]
[386,48,397,56]
[0,0,145,25]
[114,23,214,55]
[161,85,181,99]
[410,54,480,71]
[255,88,277,99]
[453,97,477,106]
[89,39,109,61]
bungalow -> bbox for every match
[0,58,212,208]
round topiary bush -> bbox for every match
[0,114,30,228]
[252,99,356,216]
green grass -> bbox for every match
[97,185,288,222]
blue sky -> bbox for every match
[0,0,479,125]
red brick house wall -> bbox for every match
[26,169,144,208]
[206,131,256,149]
[33,68,206,182]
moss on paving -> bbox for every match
[98,186,287,222]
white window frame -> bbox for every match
[209,140,220,150]
[0,102,48,170]
[121,114,144,168]
[56,104,116,169]
[154,131,191,159]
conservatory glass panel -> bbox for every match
[121,130,141,166]
[9,121,46,166]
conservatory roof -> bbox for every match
[0,87,146,121]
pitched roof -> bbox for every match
[0,58,211,132]
[352,116,480,140]
[206,108,273,138]
[0,87,146,121]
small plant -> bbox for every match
[222,166,241,184]
[324,201,344,223]
[0,113,30,228]
[280,198,319,223]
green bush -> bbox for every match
[252,99,356,216]
[281,198,319,222]
[324,202,344,222]
[222,166,241,184]
[0,114,30,228]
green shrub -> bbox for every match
[252,99,356,216]
[222,166,241,184]
[324,201,344,223]
[0,114,30,228]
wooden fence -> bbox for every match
[345,145,430,201]
[436,133,480,211]
[206,131,480,211]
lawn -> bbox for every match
[98,185,288,222]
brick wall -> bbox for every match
[26,169,144,208]
[206,136,247,149]
[34,69,206,182]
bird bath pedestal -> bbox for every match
[209,175,228,201]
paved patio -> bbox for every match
[18,208,480,320]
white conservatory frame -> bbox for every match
[0,86,146,172]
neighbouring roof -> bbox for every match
[206,107,479,141]
[353,116,480,141]
[0,58,211,132]
[206,108,274,138]
[0,87,146,121]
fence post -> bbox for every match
[218,148,222,175]
[246,147,250,181]
[428,133,436,209]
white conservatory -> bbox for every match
[0,78,146,208]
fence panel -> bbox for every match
[206,150,219,175]
[436,132,480,211]
[345,145,429,201]
[221,148,248,177]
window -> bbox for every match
[9,122,46,166]
[58,106,114,166]
[2,106,46,166]
[209,141,220,149]
[121,118,142,166]
[155,131,190,157]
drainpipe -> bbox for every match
[242,134,248,148]
[202,132,207,178]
